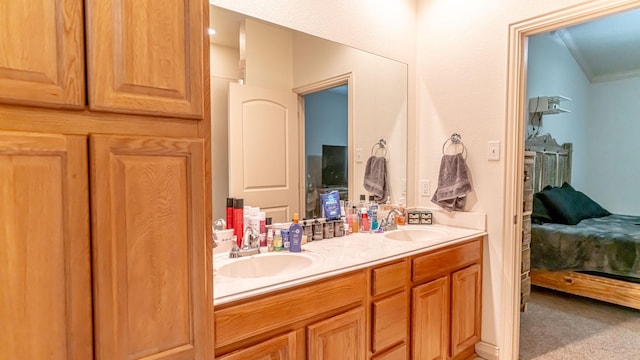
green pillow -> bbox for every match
[537,182,610,225]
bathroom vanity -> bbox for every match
[213,226,485,360]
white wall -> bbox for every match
[526,33,640,216]
[587,77,640,215]
[526,33,591,191]
[414,0,586,353]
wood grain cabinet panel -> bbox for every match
[450,264,481,358]
[90,134,207,360]
[307,307,366,360]
[0,131,92,360]
[412,276,449,360]
[86,0,204,118]
[0,0,84,108]
[372,291,407,353]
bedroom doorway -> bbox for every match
[504,1,640,359]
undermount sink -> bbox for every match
[216,252,324,279]
[384,226,451,242]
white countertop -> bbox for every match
[213,224,486,305]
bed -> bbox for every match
[526,134,640,310]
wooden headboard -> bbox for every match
[525,134,573,193]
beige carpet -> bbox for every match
[519,287,640,359]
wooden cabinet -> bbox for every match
[411,238,483,360]
[214,271,366,358]
[0,131,92,360]
[412,277,449,360]
[90,135,207,360]
[0,131,209,360]
[0,0,85,108]
[370,260,409,358]
[308,307,366,360]
[450,264,481,358]
[215,237,483,360]
[0,1,211,359]
[0,0,204,119]
[86,0,204,118]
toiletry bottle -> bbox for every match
[369,197,379,231]
[259,212,267,246]
[293,212,299,224]
[226,197,234,229]
[233,198,244,247]
[266,228,274,252]
[351,206,359,233]
[396,199,406,225]
[360,208,370,232]
[289,222,303,252]
[281,229,290,250]
[345,206,353,235]
[273,229,283,251]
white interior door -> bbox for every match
[229,82,299,222]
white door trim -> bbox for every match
[293,72,354,210]
[503,1,640,359]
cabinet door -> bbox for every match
[307,307,366,360]
[90,134,209,360]
[0,0,84,108]
[450,264,481,358]
[412,276,449,360]
[86,0,204,118]
[218,332,297,360]
[0,131,92,359]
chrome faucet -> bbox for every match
[382,208,403,231]
[229,227,261,258]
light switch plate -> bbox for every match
[488,141,501,161]
[356,148,363,163]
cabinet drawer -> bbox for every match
[412,238,481,283]
[215,271,366,348]
[371,260,408,296]
[372,291,407,353]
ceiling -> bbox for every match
[555,8,640,83]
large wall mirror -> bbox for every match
[209,5,408,222]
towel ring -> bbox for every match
[442,133,467,158]
[371,139,388,158]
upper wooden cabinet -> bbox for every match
[86,0,204,118]
[0,0,85,108]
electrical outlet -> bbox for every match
[420,180,431,197]
[401,179,407,194]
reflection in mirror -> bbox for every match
[209,5,408,222]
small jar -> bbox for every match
[323,220,334,239]
[312,219,324,241]
[333,219,344,237]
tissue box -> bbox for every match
[407,210,432,225]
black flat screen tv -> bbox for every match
[321,144,348,187]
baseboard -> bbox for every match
[475,341,499,360]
